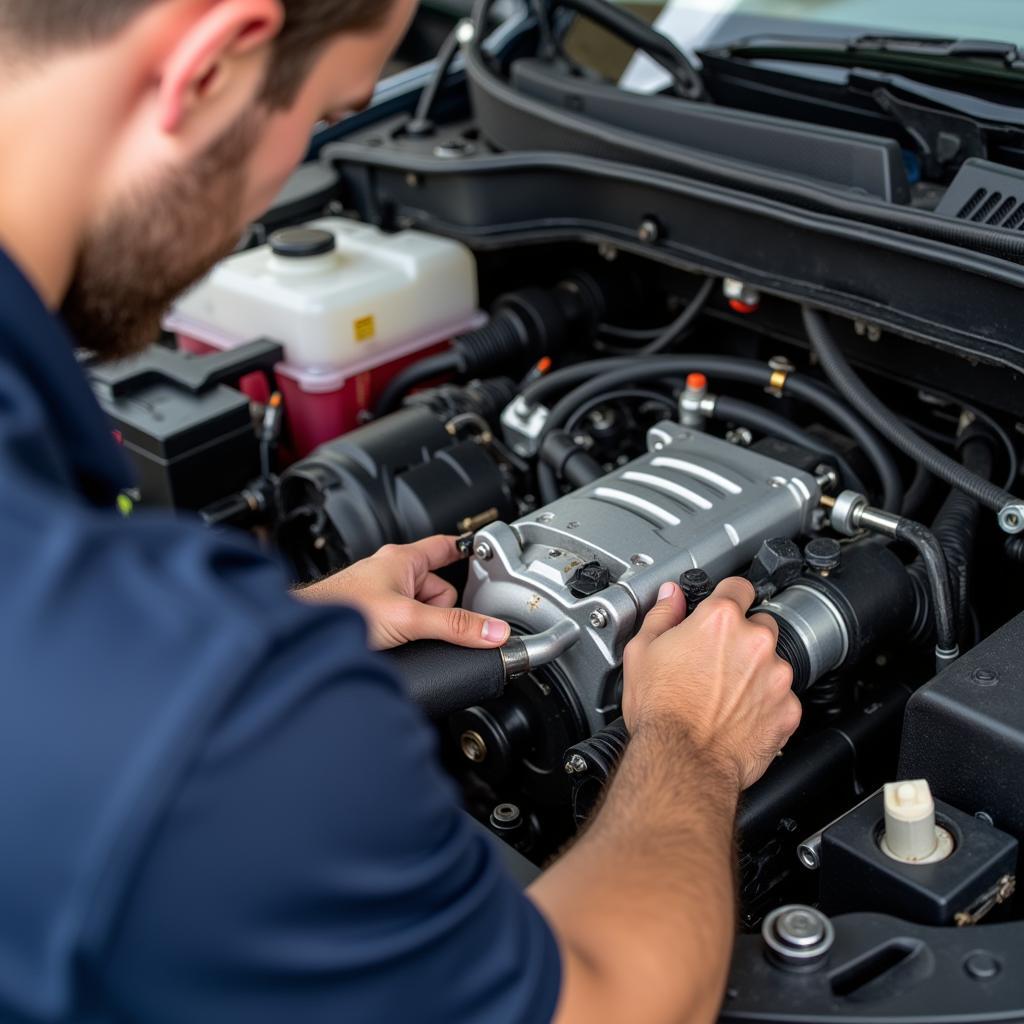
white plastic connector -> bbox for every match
[879,779,955,865]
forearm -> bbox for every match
[529,721,740,1024]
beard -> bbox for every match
[61,111,263,362]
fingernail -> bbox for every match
[482,619,510,643]
[658,582,676,602]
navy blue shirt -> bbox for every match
[0,250,560,1023]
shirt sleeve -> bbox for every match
[95,609,562,1024]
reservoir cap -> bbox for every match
[270,227,336,258]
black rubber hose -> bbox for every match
[711,395,868,495]
[389,640,507,718]
[895,518,959,663]
[929,433,995,650]
[540,429,607,488]
[374,351,461,419]
[803,308,1020,515]
[546,0,706,101]
[531,355,903,510]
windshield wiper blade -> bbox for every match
[851,35,1019,64]
[722,33,1023,72]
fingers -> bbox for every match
[418,573,458,608]
[710,576,757,614]
[392,598,511,649]
[405,535,463,573]
[748,612,780,643]
[631,582,687,650]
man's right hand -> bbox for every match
[622,577,802,790]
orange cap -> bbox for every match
[686,372,708,392]
[536,357,553,375]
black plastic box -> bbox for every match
[900,611,1024,841]
[820,791,1017,926]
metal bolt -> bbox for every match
[726,427,753,447]
[474,541,494,561]
[537,512,555,523]
[999,504,1024,534]
[460,730,488,763]
[815,464,839,491]
[589,609,609,630]
[762,905,834,971]
[564,753,589,775]
[638,218,661,243]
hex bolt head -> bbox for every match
[564,753,589,775]
[474,541,494,561]
[589,609,610,630]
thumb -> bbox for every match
[632,582,687,650]
[393,598,511,649]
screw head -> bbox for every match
[460,730,488,763]
[589,609,609,630]
[564,753,589,775]
[999,504,1024,534]
[474,541,494,561]
[638,218,661,243]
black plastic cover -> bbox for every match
[900,610,1024,841]
[510,58,909,202]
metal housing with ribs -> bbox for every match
[464,423,821,732]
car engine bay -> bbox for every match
[87,3,1024,1018]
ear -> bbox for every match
[157,0,285,135]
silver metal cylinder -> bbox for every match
[759,584,850,686]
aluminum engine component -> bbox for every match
[464,422,821,732]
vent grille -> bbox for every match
[955,188,1024,229]
[937,159,1024,231]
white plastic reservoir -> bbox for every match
[169,218,479,370]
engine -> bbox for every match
[465,423,821,732]
[90,205,1024,939]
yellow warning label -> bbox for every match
[354,315,376,343]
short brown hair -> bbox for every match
[0,0,392,105]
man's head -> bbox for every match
[0,0,416,357]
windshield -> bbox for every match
[564,1,1023,91]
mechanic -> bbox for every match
[0,2,801,1022]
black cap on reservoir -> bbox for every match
[270,227,336,258]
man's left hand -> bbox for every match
[297,535,511,651]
